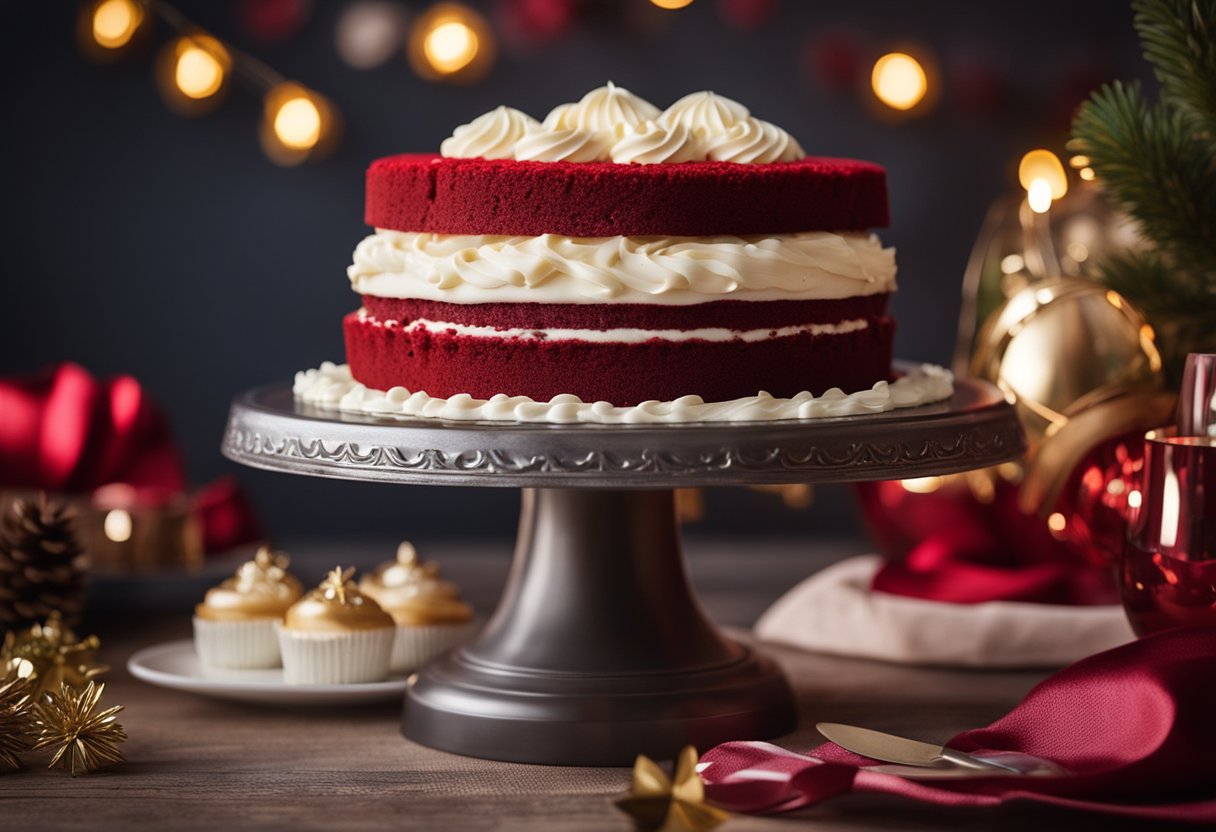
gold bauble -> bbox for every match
[971,276,1163,449]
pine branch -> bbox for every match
[1069,80,1216,279]
[1133,0,1216,137]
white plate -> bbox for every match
[127,640,410,706]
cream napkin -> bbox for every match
[754,555,1134,667]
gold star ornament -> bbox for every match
[615,746,730,832]
[31,681,126,775]
[0,666,34,772]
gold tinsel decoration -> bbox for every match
[0,666,34,773]
[1,611,109,697]
[615,746,730,832]
[31,681,126,776]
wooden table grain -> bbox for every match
[0,538,1167,831]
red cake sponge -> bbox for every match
[366,154,889,237]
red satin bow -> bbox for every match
[0,363,258,553]
[701,626,1216,823]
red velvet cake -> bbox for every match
[302,85,930,418]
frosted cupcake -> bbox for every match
[193,546,303,669]
[359,542,475,672]
[278,567,395,684]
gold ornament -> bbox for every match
[0,666,34,772]
[615,746,730,832]
[0,612,109,697]
[31,681,126,775]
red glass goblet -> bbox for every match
[1121,428,1216,636]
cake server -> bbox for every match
[816,723,1068,777]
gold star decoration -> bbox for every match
[31,681,126,776]
[318,566,356,603]
[0,666,34,773]
[0,611,109,697]
[615,746,730,832]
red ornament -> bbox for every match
[717,0,779,31]
[496,0,576,47]
[804,30,864,93]
[238,0,312,43]
[1051,431,1147,567]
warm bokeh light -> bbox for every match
[273,96,323,150]
[650,0,696,8]
[900,476,944,494]
[104,508,133,543]
[425,20,478,74]
[92,0,143,49]
[1027,178,1053,213]
[261,82,339,165]
[175,40,227,99]
[871,52,927,111]
[408,4,494,83]
[1047,512,1067,534]
[1018,149,1068,199]
[1079,166,1096,181]
[1068,154,1090,168]
[156,35,231,114]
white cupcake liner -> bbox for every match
[193,616,282,669]
[389,620,477,673]
[277,625,394,684]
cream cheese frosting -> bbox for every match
[438,84,804,164]
[294,362,955,425]
[349,230,896,305]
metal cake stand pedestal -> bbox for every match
[222,376,1024,765]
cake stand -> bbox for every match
[221,373,1024,765]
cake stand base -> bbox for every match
[402,488,795,765]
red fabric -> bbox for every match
[855,479,1118,606]
[701,627,1216,822]
[344,310,895,405]
[365,154,889,236]
[0,364,259,554]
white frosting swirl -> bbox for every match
[705,117,805,163]
[514,127,613,163]
[658,91,750,135]
[542,82,661,139]
[440,106,538,160]
[349,230,896,305]
[294,363,954,424]
[610,121,704,164]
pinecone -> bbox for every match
[0,498,87,632]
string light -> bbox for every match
[156,35,231,114]
[103,509,133,543]
[1027,178,1053,213]
[408,3,495,83]
[1079,167,1096,181]
[91,0,143,49]
[650,0,696,8]
[1018,149,1068,199]
[871,52,928,111]
[261,82,338,166]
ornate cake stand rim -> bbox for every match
[219,371,1025,488]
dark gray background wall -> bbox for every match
[0,1,1144,540]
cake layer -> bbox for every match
[366,154,889,237]
[360,294,891,331]
[343,308,895,406]
[350,230,896,306]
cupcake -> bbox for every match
[193,546,303,669]
[359,542,475,673]
[278,566,395,684]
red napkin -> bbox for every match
[0,363,259,553]
[855,478,1119,606]
[700,626,1216,823]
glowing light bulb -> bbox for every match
[1018,149,1067,199]
[1027,177,1053,213]
[425,20,478,73]
[156,35,231,114]
[274,96,322,150]
[650,0,695,8]
[1047,512,1067,533]
[871,52,927,111]
[92,0,142,49]
[408,4,494,83]
[1079,166,1096,181]
[104,509,133,543]
[1068,154,1090,168]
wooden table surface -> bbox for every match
[0,538,1173,831]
